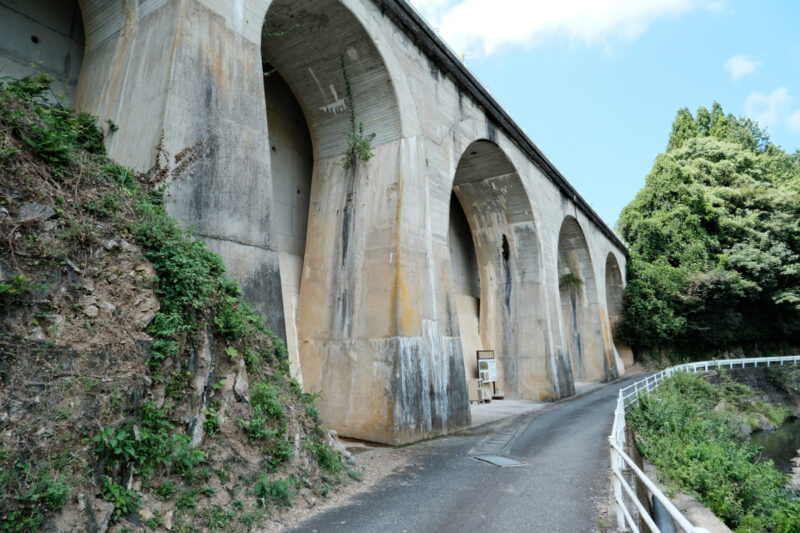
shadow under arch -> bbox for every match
[605,252,633,369]
[261,0,407,441]
[0,0,84,103]
[557,216,616,382]
[448,139,571,400]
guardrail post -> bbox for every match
[610,439,625,530]
[652,495,676,533]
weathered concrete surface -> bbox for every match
[1,0,629,445]
[0,0,84,103]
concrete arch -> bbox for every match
[262,0,416,442]
[252,0,421,140]
[261,0,403,160]
[557,216,612,382]
[0,0,85,103]
[604,252,633,368]
[449,140,565,400]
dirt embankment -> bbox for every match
[0,75,376,533]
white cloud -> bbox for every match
[409,0,721,56]
[724,55,760,80]
[788,110,800,132]
[744,87,792,130]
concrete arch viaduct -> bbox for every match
[0,0,632,444]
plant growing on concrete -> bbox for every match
[340,55,376,170]
[559,272,583,289]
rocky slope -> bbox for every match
[0,75,356,533]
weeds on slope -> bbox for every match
[0,74,356,532]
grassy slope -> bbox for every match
[628,370,800,532]
[0,75,358,533]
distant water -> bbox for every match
[750,418,800,474]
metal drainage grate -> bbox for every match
[473,455,525,467]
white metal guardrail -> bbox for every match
[609,355,800,533]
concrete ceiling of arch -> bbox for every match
[558,216,596,282]
[453,140,533,226]
[262,0,402,160]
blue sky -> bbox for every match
[409,0,800,229]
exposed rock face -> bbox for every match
[44,494,115,533]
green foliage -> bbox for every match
[0,464,70,533]
[617,102,800,356]
[155,480,177,500]
[176,489,198,511]
[94,402,206,486]
[100,477,140,521]
[305,441,343,475]
[214,279,267,339]
[203,402,221,436]
[200,505,235,531]
[0,274,45,307]
[1,74,105,172]
[83,193,120,218]
[134,199,224,319]
[102,162,135,187]
[251,383,287,423]
[340,55,375,170]
[558,272,583,289]
[166,367,194,399]
[300,386,321,422]
[628,372,796,530]
[770,365,800,396]
[238,382,293,468]
[254,476,296,508]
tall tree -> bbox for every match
[617,103,800,358]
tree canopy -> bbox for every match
[616,102,800,358]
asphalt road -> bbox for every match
[290,378,634,533]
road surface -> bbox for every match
[291,378,633,532]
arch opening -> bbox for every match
[605,253,633,368]
[261,0,403,432]
[557,216,608,382]
[447,191,483,395]
[264,67,313,380]
[0,0,84,103]
[449,140,555,400]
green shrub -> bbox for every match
[628,372,795,530]
[254,476,296,508]
[204,403,221,436]
[201,505,235,531]
[0,274,45,306]
[101,477,139,521]
[94,402,205,483]
[155,480,176,500]
[176,489,198,511]
[306,440,343,475]
[1,465,71,531]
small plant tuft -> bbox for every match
[340,55,375,170]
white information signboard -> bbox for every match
[477,350,497,382]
